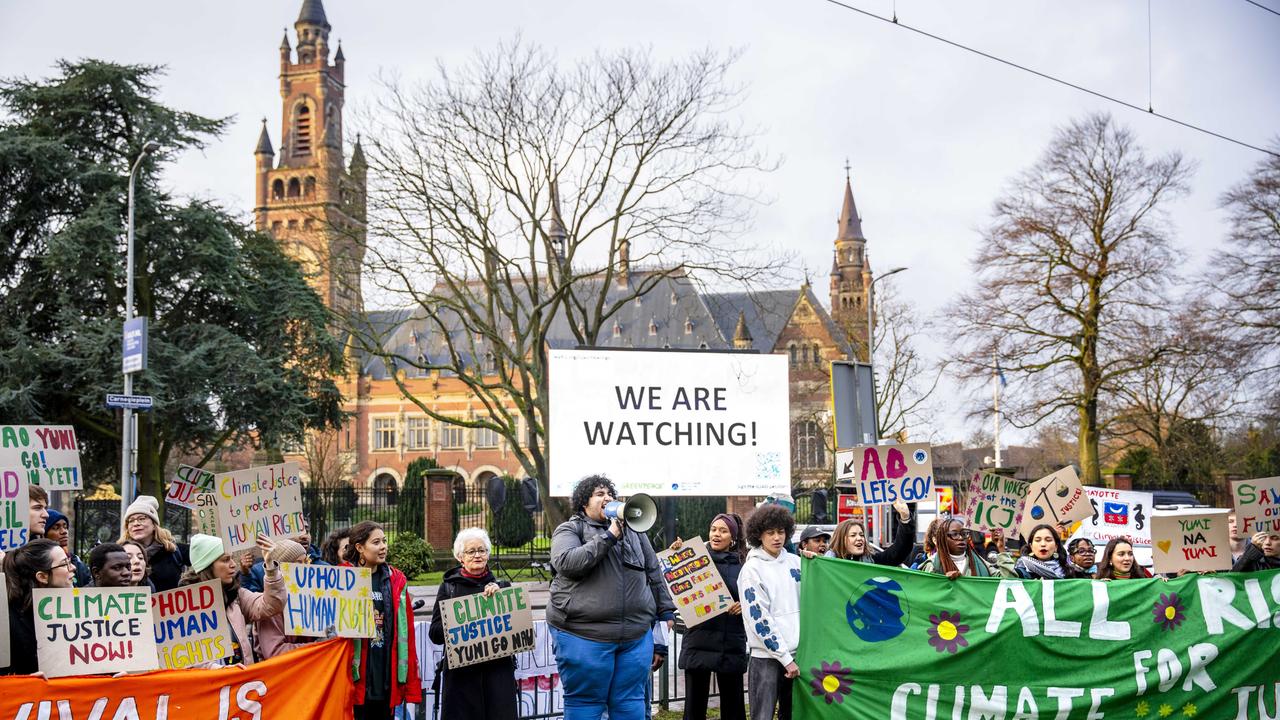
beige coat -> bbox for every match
[227,563,285,665]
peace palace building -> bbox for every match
[258,0,875,498]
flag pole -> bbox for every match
[993,352,1002,468]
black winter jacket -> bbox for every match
[678,549,748,674]
[427,566,518,720]
[1231,543,1280,573]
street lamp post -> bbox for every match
[119,141,158,535]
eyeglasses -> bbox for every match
[1072,547,1096,555]
[461,548,489,557]
[945,532,968,540]
[46,559,74,572]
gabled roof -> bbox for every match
[349,270,841,380]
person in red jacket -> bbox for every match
[346,521,422,719]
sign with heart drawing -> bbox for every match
[1150,509,1232,574]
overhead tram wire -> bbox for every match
[816,0,1279,158]
[1243,0,1280,18]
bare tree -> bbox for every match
[300,428,352,490]
[869,284,944,440]
[945,114,1192,486]
[1106,304,1246,471]
[348,43,777,523]
[1212,142,1280,374]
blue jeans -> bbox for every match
[550,627,653,720]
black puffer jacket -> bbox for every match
[427,566,518,720]
[1231,543,1280,573]
[678,549,748,674]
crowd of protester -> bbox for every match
[5,476,1280,720]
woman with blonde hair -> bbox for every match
[117,495,187,591]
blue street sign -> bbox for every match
[106,394,154,410]
[122,316,148,374]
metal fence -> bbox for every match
[72,486,429,560]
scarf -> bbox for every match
[950,551,970,576]
[1113,569,1131,579]
[1018,555,1066,579]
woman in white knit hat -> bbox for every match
[179,533,285,667]
[116,495,187,592]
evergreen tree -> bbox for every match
[0,60,344,503]
[398,456,438,537]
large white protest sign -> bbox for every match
[548,349,790,496]
[1,468,30,551]
[165,464,216,510]
[0,425,82,490]
[1018,466,1092,541]
[33,586,159,678]
[1070,487,1153,547]
[282,562,375,638]
[441,586,535,669]
[215,462,305,553]
[1231,476,1280,536]
[151,579,233,669]
[836,443,934,506]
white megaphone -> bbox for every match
[604,493,658,533]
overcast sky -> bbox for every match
[3,0,1277,446]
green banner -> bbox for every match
[796,557,1280,719]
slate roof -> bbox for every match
[296,0,330,29]
[352,269,849,381]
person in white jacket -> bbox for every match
[737,504,802,720]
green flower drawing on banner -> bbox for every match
[809,661,854,704]
[1152,592,1187,631]
[926,610,970,653]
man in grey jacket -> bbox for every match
[548,475,675,720]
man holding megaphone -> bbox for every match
[548,475,675,720]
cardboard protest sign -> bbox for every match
[215,462,304,553]
[1150,509,1232,574]
[0,574,9,669]
[165,464,216,510]
[658,536,734,628]
[441,585,535,669]
[962,470,1028,536]
[1,468,30,551]
[282,563,375,638]
[797,557,1280,719]
[547,349,790,496]
[0,425,82,490]
[837,442,934,506]
[151,579,233,669]
[1071,486,1153,547]
[33,586,159,678]
[1017,466,1091,541]
[191,492,220,538]
[0,638,355,720]
[1230,475,1280,536]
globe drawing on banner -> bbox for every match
[845,577,909,643]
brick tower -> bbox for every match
[254,0,365,318]
[828,170,873,357]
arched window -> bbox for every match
[304,176,316,198]
[684,319,693,335]
[372,473,398,510]
[287,178,301,198]
[801,345,811,365]
[294,105,312,157]
[811,345,822,365]
[788,343,798,367]
[793,420,826,469]
[271,179,284,200]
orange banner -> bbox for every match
[0,636,353,719]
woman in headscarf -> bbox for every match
[672,513,748,720]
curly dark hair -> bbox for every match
[321,527,351,566]
[745,504,795,549]
[571,475,617,515]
